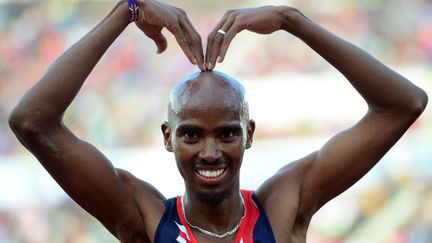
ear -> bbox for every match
[245,119,255,149]
[161,122,173,152]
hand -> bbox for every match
[206,6,288,70]
[135,0,205,70]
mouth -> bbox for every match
[195,167,227,184]
[196,168,225,178]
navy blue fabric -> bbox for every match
[252,193,276,243]
[154,192,276,243]
[154,197,182,242]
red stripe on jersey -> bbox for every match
[176,190,260,243]
[177,196,198,243]
[235,190,260,243]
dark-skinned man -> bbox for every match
[9,0,428,242]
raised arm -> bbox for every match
[8,0,203,241]
[274,7,428,211]
[206,5,427,235]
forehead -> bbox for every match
[175,106,244,134]
[170,71,247,123]
[178,98,242,122]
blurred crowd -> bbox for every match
[1,0,431,154]
[0,170,431,243]
[0,198,119,242]
[0,0,431,242]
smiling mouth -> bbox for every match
[196,168,226,179]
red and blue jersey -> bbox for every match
[154,190,276,243]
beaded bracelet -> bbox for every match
[128,0,139,22]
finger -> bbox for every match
[179,15,205,70]
[207,15,235,70]
[206,29,224,70]
[152,32,168,54]
[217,23,240,63]
[214,18,236,64]
[145,30,168,54]
[206,11,233,70]
[167,22,196,65]
[136,23,168,54]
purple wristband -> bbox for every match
[128,0,139,22]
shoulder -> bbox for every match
[118,169,166,198]
[117,168,167,217]
[253,152,318,237]
[116,169,167,241]
[255,151,317,206]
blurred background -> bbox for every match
[0,0,431,242]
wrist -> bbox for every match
[113,1,131,26]
[128,0,139,22]
[279,6,308,36]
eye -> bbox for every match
[184,132,198,139]
[219,130,237,142]
[176,125,202,144]
[182,131,200,143]
[220,131,234,138]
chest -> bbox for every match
[154,191,278,243]
[192,232,238,243]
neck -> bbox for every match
[183,188,244,233]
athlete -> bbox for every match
[8,0,428,242]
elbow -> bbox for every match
[371,87,428,120]
[8,106,57,139]
[9,109,39,139]
[408,88,428,117]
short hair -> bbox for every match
[167,71,249,124]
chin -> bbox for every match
[194,187,232,205]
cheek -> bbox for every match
[174,148,189,180]
[174,143,198,167]
[224,143,245,163]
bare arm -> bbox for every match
[8,0,204,241]
[276,7,428,212]
[206,5,428,236]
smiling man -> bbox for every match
[8,0,428,242]
[157,71,265,242]
[163,71,253,206]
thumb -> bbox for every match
[150,32,168,54]
[136,23,168,54]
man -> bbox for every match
[8,0,428,242]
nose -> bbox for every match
[198,139,221,163]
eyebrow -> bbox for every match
[214,124,242,133]
[175,123,243,134]
[176,124,203,134]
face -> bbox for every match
[161,81,255,204]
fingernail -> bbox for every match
[206,62,212,70]
[217,56,222,63]
[192,58,197,65]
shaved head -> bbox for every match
[161,71,255,205]
[167,71,249,125]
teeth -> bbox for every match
[198,169,224,178]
